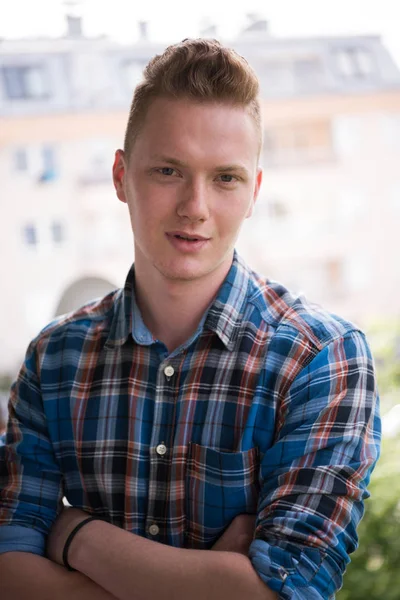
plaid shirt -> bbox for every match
[0,252,380,599]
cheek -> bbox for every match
[217,215,246,241]
[133,183,174,215]
[127,199,167,238]
[218,197,253,227]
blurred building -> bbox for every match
[1,15,400,375]
[234,19,400,325]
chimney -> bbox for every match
[66,14,83,38]
[138,21,148,41]
[242,14,270,37]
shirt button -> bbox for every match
[156,443,167,456]
[149,524,159,536]
[164,365,174,378]
[277,567,288,581]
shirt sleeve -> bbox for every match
[249,329,381,599]
[0,339,63,556]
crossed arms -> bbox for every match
[0,512,277,600]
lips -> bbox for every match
[166,231,210,242]
[165,231,210,253]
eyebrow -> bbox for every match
[150,155,250,177]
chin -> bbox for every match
[158,266,206,282]
[155,258,212,282]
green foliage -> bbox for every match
[366,319,400,412]
[338,437,400,599]
[338,318,400,600]
[0,373,13,394]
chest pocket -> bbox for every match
[185,443,260,549]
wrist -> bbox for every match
[63,517,102,571]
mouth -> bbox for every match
[166,232,210,242]
[165,231,210,252]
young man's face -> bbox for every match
[113,97,262,286]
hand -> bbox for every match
[211,514,256,555]
[46,507,91,567]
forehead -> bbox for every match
[132,97,260,166]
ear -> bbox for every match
[246,167,263,219]
[112,149,127,204]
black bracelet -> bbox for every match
[62,516,101,572]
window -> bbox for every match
[14,148,28,171]
[23,225,37,247]
[336,48,375,79]
[43,145,56,171]
[2,65,49,99]
[252,196,289,233]
[39,145,57,182]
[263,120,333,166]
[51,222,65,244]
[267,197,288,220]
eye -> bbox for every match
[218,174,238,183]
[158,167,177,176]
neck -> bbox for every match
[134,259,233,353]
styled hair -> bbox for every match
[123,38,263,157]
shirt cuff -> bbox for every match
[0,524,45,556]
[249,538,337,599]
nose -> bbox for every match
[176,179,210,223]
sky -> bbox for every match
[1,0,400,67]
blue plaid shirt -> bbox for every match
[0,252,380,599]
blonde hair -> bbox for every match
[123,38,262,157]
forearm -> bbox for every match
[0,552,117,600]
[71,520,277,600]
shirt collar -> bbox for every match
[105,264,135,348]
[131,283,155,346]
[106,251,251,351]
[204,251,251,351]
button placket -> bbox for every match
[146,362,175,544]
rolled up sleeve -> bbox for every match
[0,524,45,555]
[249,330,381,599]
[0,340,63,555]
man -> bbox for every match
[0,39,380,599]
